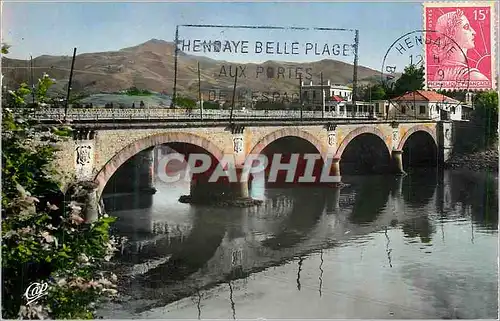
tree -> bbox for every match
[392,64,425,97]
[454,91,499,152]
[362,83,386,101]
[2,48,120,319]
[436,89,467,102]
[221,102,232,110]
[202,101,220,110]
[1,43,10,54]
[173,96,197,109]
[473,91,498,147]
[125,86,152,96]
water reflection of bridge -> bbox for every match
[109,169,497,311]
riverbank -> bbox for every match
[445,147,498,172]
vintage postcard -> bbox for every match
[2,2,498,320]
[423,1,497,91]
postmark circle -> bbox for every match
[381,29,471,120]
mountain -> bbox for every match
[2,38,385,99]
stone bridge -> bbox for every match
[47,109,454,220]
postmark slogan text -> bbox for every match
[178,39,353,57]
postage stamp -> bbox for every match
[423,2,497,91]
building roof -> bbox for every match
[330,95,345,102]
[393,90,460,103]
[331,84,352,90]
[301,83,352,90]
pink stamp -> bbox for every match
[423,2,497,91]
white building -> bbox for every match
[299,80,380,118]
[326,100,378,117]
[301,80,353,105]
[388,90,464,121]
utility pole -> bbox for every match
[352,29,359,106]
[198,61,203,120]
[351,29,359,119]
[30,55,35,106]
[64,48,77,122]
[230,66,238,124]
[369,85,373,118]
[320,72,325,119]
[413,90,416,119]
[172,26,179,109]
[299,74,303,121]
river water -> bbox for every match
[97,168,498,319]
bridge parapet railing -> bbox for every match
[23,108,377,121]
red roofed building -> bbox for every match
[393,90,459,103]
[330,95,345,103]
[390,90,464,121]
[325,94,358,114]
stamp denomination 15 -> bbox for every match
[423,1,497,91]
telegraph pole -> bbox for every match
[320,72,325,119]
[198,61,203,120]
[299,74,303,121]
[352,29,359,106]
[351,29,359,118]
[230,66,238,124]
[172,26,179,109]
[64,48,77,122]
[30,56,35,106]
[413,90,417,119]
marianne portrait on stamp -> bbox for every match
[431,8,489,82]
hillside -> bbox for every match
[2,38,384,99]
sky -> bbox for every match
[1,1,435,71]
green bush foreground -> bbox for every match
[2,62,122,318]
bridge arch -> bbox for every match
[397,125,437,151]
[248,127,326,158]
[94,132,225,198]
[335,126,391,158]
[245,128,326,184]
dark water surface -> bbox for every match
[97,169,498,319]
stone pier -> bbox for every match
[181,167,260,207]
[320,157,342,186]
[329,158,341,178]
[84,185,99,222]
[391,150,406,175]
[228,167,250,199]
[189,169,249,200]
